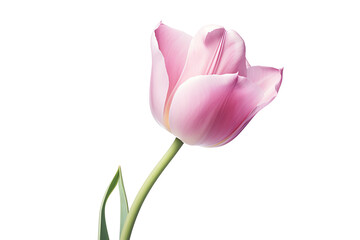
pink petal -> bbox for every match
[246,59,251,69]
[216,30,247,77]
[150,23,192,126]
[217,67,283,146]
[176,25,246,88]
[168,73,240,145]
[149,29,169,126]
[204,77,264,146]
[154,23,192,100]
[247,66,283,107]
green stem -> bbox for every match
[120,138,183,240]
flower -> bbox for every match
[150,22,283,147]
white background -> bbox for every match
[1,0,359,239]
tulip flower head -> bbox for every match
[150,22,283,147]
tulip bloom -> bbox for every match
[100,23,284,240]
[150,22,283,147]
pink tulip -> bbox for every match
[150,22,283,147]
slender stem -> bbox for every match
[120,138,183,240]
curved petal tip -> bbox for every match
[276,67,284,93]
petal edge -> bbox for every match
[169,73,239,145]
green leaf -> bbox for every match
[118,166,129,235]
[98,167,129,240]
